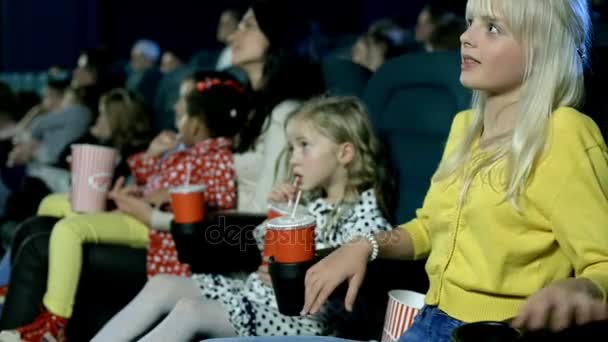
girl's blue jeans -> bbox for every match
[397,306,464,342]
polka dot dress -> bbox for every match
[192,189,393,336]
[127,137,237,278]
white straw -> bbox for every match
[287,176,302,208]
[185,162,192,186]
[291,190,302,218]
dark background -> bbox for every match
[0,0,428,71]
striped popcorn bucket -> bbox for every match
[381,290,425,342]
[70,144,117,213]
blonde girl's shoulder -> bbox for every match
[443,109,475,142]
[549,107,606,151]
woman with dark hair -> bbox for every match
[231,0,324,213]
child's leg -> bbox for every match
[397,306,464,342]
[138,298,236,342]
[43,212,149,318]
[92,275,203,342]
[36,193,75,218]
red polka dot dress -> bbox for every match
[127,137,237,278]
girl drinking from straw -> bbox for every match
[91,96,395,341]
[0,71,251,342]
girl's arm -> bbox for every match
[301,228,415,315]
[127,151,162,185]
[302,112,471,315]
[514,145,608,331]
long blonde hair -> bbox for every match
[285,96,394,217]
[434,0,591,207]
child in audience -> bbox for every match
[415,0,466,45]
[0,89,151,276]
[351,19,411,72]
[0,71,251,342]
[91,96,394,341]
[296,0,608,341]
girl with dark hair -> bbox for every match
[0,71,251,342]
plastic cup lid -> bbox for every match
[170,184,206,194]
[267,214,316,230]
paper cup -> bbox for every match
[266,214,316,263]
[170,185,206,224]
[70,144,117,213]
[263,203,307,265]
[381,290,426,342]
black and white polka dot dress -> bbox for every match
[192,189,393,336]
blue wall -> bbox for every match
[1,0,98,71]
[0,0,428,72]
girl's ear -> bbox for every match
[337,142,356,166]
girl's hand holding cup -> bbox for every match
[512,278,608,332]
[302,238,372,315]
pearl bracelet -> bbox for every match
[361,233,379,261]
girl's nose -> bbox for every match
[460,24,475,48]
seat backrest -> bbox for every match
[322,57,372,97]
[584,44,608,139]
[363,51,471,223]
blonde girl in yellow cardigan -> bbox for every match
[299,0,608,341]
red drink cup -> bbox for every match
[263,203,307,265]
[267,202,291,220]
[170,185,206,224]
[266,214,316,263]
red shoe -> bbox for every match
[0,309,67,342]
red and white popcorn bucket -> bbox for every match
[381,290,425,342]
[70,144,117,213]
